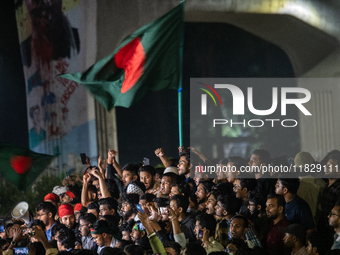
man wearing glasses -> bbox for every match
[36,201,57,240]
[328,200,340,250]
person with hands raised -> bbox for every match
[107,149,122,177]
[87,167,111,199]
[155,148,172,168]
[137,211,167,255]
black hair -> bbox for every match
[99,215,120,228]
[119,222,133,234]
[238,176,257,193]
[198,180,215,193]
[171,181,190,197]
[306,231,330,255]
[58,228,76,249]
[139,193,156,202]
[122,164,140,177]
[171,194,189,213]
[179,152,190,164]
[115,240,134,250]
[138,165,156,176]
[27,219,46,231]
[248,190,266,210]
[36,201,57,218]
[184,242,207,255]
[227,156,247,170]
[267,193,286,211]
[12,221,24,226]
[217,194,238,215]
[87,184,97,197]
[164,241,181,255]
[124,244,144,255]
[51,222,66,238]
[213,182,234,195]
[88,202,100,212]
[74,249,97,255]
[98,197,118,211]
[30,241,46,255]
[104,179,120,200]
[232,215,249,229]
[218,158,229,165]
[78,213,97,225]
[155,168,165,179]
[92,220,111,234]
[153,197,170,208]
[122,194,140,212]
[251,149,271,165]
[277,177,300,194]
[163,172,178,183]
[100,247,126,255]
[195,213,217,237]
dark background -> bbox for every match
[0,1,295,166]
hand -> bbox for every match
[178,146,188,153]
[155,148,164,157]
[83,173,92,183]
[167,207,177,222]
[31,226,47,242]
[12,226,26,243]
[189,147,199,154]
[201,228,210,247]
[75,174,83,183]
[98,156,105,169]
[87,167,103,179]
[147,203,161,222]
[62,178,68,186]
[137,211,150,226]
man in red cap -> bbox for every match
[44,193,59,208]
[58,204,75,229]
[74,203,82,224]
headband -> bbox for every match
[44,193,59,202]
[90,227,111,235]
[74,203,82,212]
[58,204,74,218]
[66,190,75,199]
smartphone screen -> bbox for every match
[80,153,87,164]
[198,230,203,238]
[14,247,29,255]
[136,204,144,213]
[143,157,150,166]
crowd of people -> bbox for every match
[1,147,340,255]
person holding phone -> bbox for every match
[194,214,224,254]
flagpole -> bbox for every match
[178,1,185,147]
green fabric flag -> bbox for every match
[0,142,54,191]
[59,3,184,110]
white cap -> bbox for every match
[163,166,179,175]
[52,186,68,195]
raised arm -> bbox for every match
[108,149,123,177]
[81,173,92,207]
[155,148,172,168]
[87,167,111,198]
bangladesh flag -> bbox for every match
[59,3,184,110]
[0,142,54,191]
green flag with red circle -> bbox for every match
[0,142,54,190]
[59,3,184,110]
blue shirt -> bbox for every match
[285,195,315,230]
[46,222,56,241]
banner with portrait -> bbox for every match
[15,0,97,176]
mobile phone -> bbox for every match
[14,247,29,255]
[159,207,168,214]
[143,157,150,166]
[198,230,203,238]
[80,153,87,164]
[136,204,144,213]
